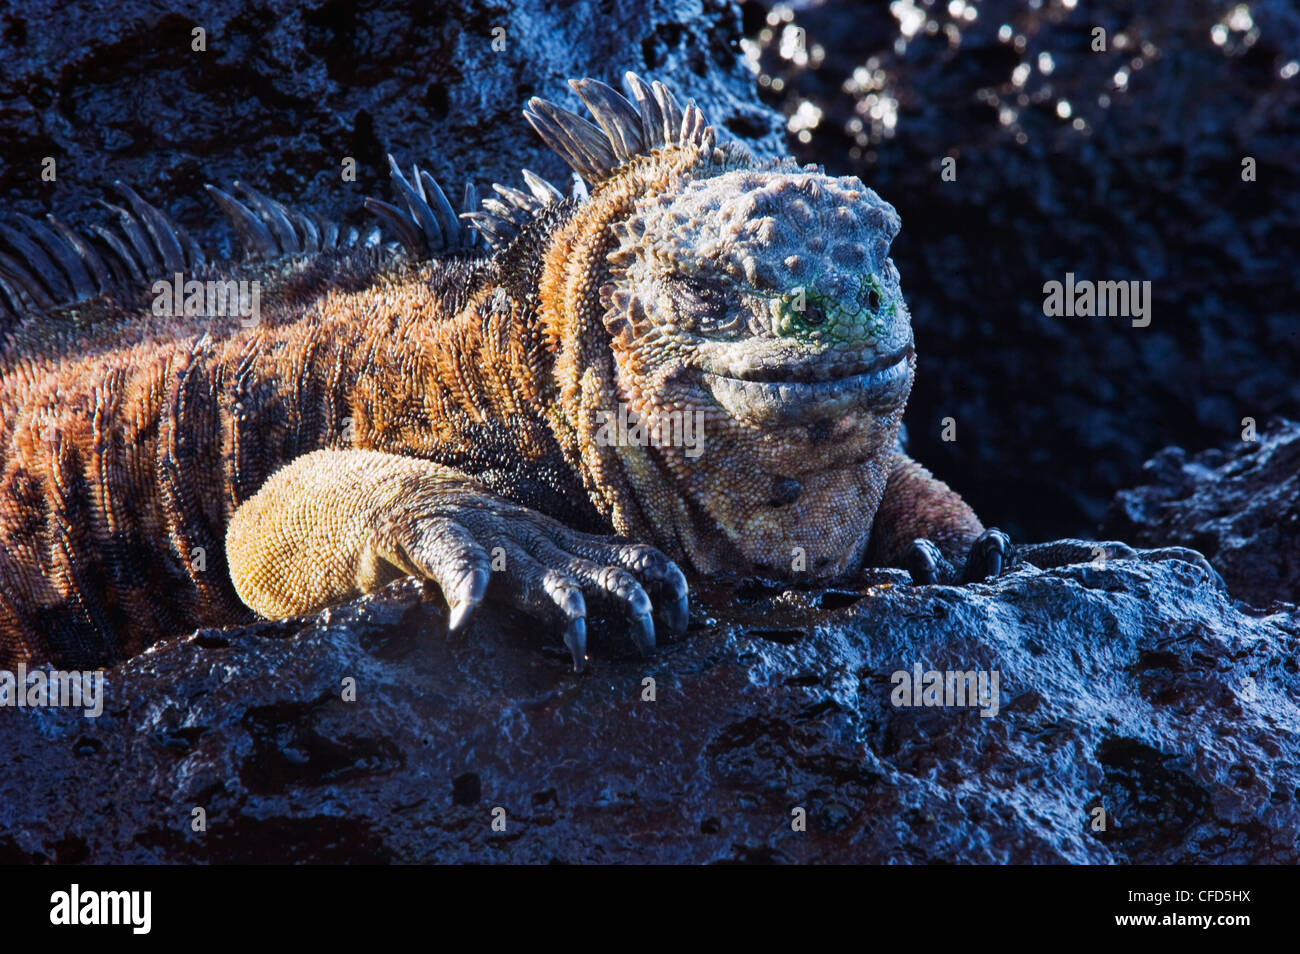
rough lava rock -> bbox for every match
[1103,417,1300,607]
[0,0,784,259]
[2,558,1297,864]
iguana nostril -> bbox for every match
[868,288,880,311]
[803,302,825,325]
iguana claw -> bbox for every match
[961,528,1011,582]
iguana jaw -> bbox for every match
[699,342,913,426]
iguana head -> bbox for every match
[604,167,912,429]
[479,75,915,577]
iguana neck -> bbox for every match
[534,147,745,569]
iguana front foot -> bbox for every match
[903,528,1011,584]
[226,448,689,672]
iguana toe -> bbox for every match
[1013,539,1136,570]
[960,528,1011,583]
[388,503,687,672]
[903,538,950,585]
[1132,546,1226,590]
[904,527,1009,585]
[446,566,491,632]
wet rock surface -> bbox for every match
[3,560,1297,864]
[1103,418,1300,607]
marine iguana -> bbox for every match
[0,73,1175,672]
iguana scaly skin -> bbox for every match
[0,74,1010,672]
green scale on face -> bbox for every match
[770,269,895,347]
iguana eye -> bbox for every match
[671,275,741,333]
[803,302,826,325]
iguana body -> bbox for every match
[1,74,1006,672]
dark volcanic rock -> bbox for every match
[1103,418,1300,607]
[0,0,783,258]
[3,558,1296,864]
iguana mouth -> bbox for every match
[716,344,913,384]
[701,345,912,424]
